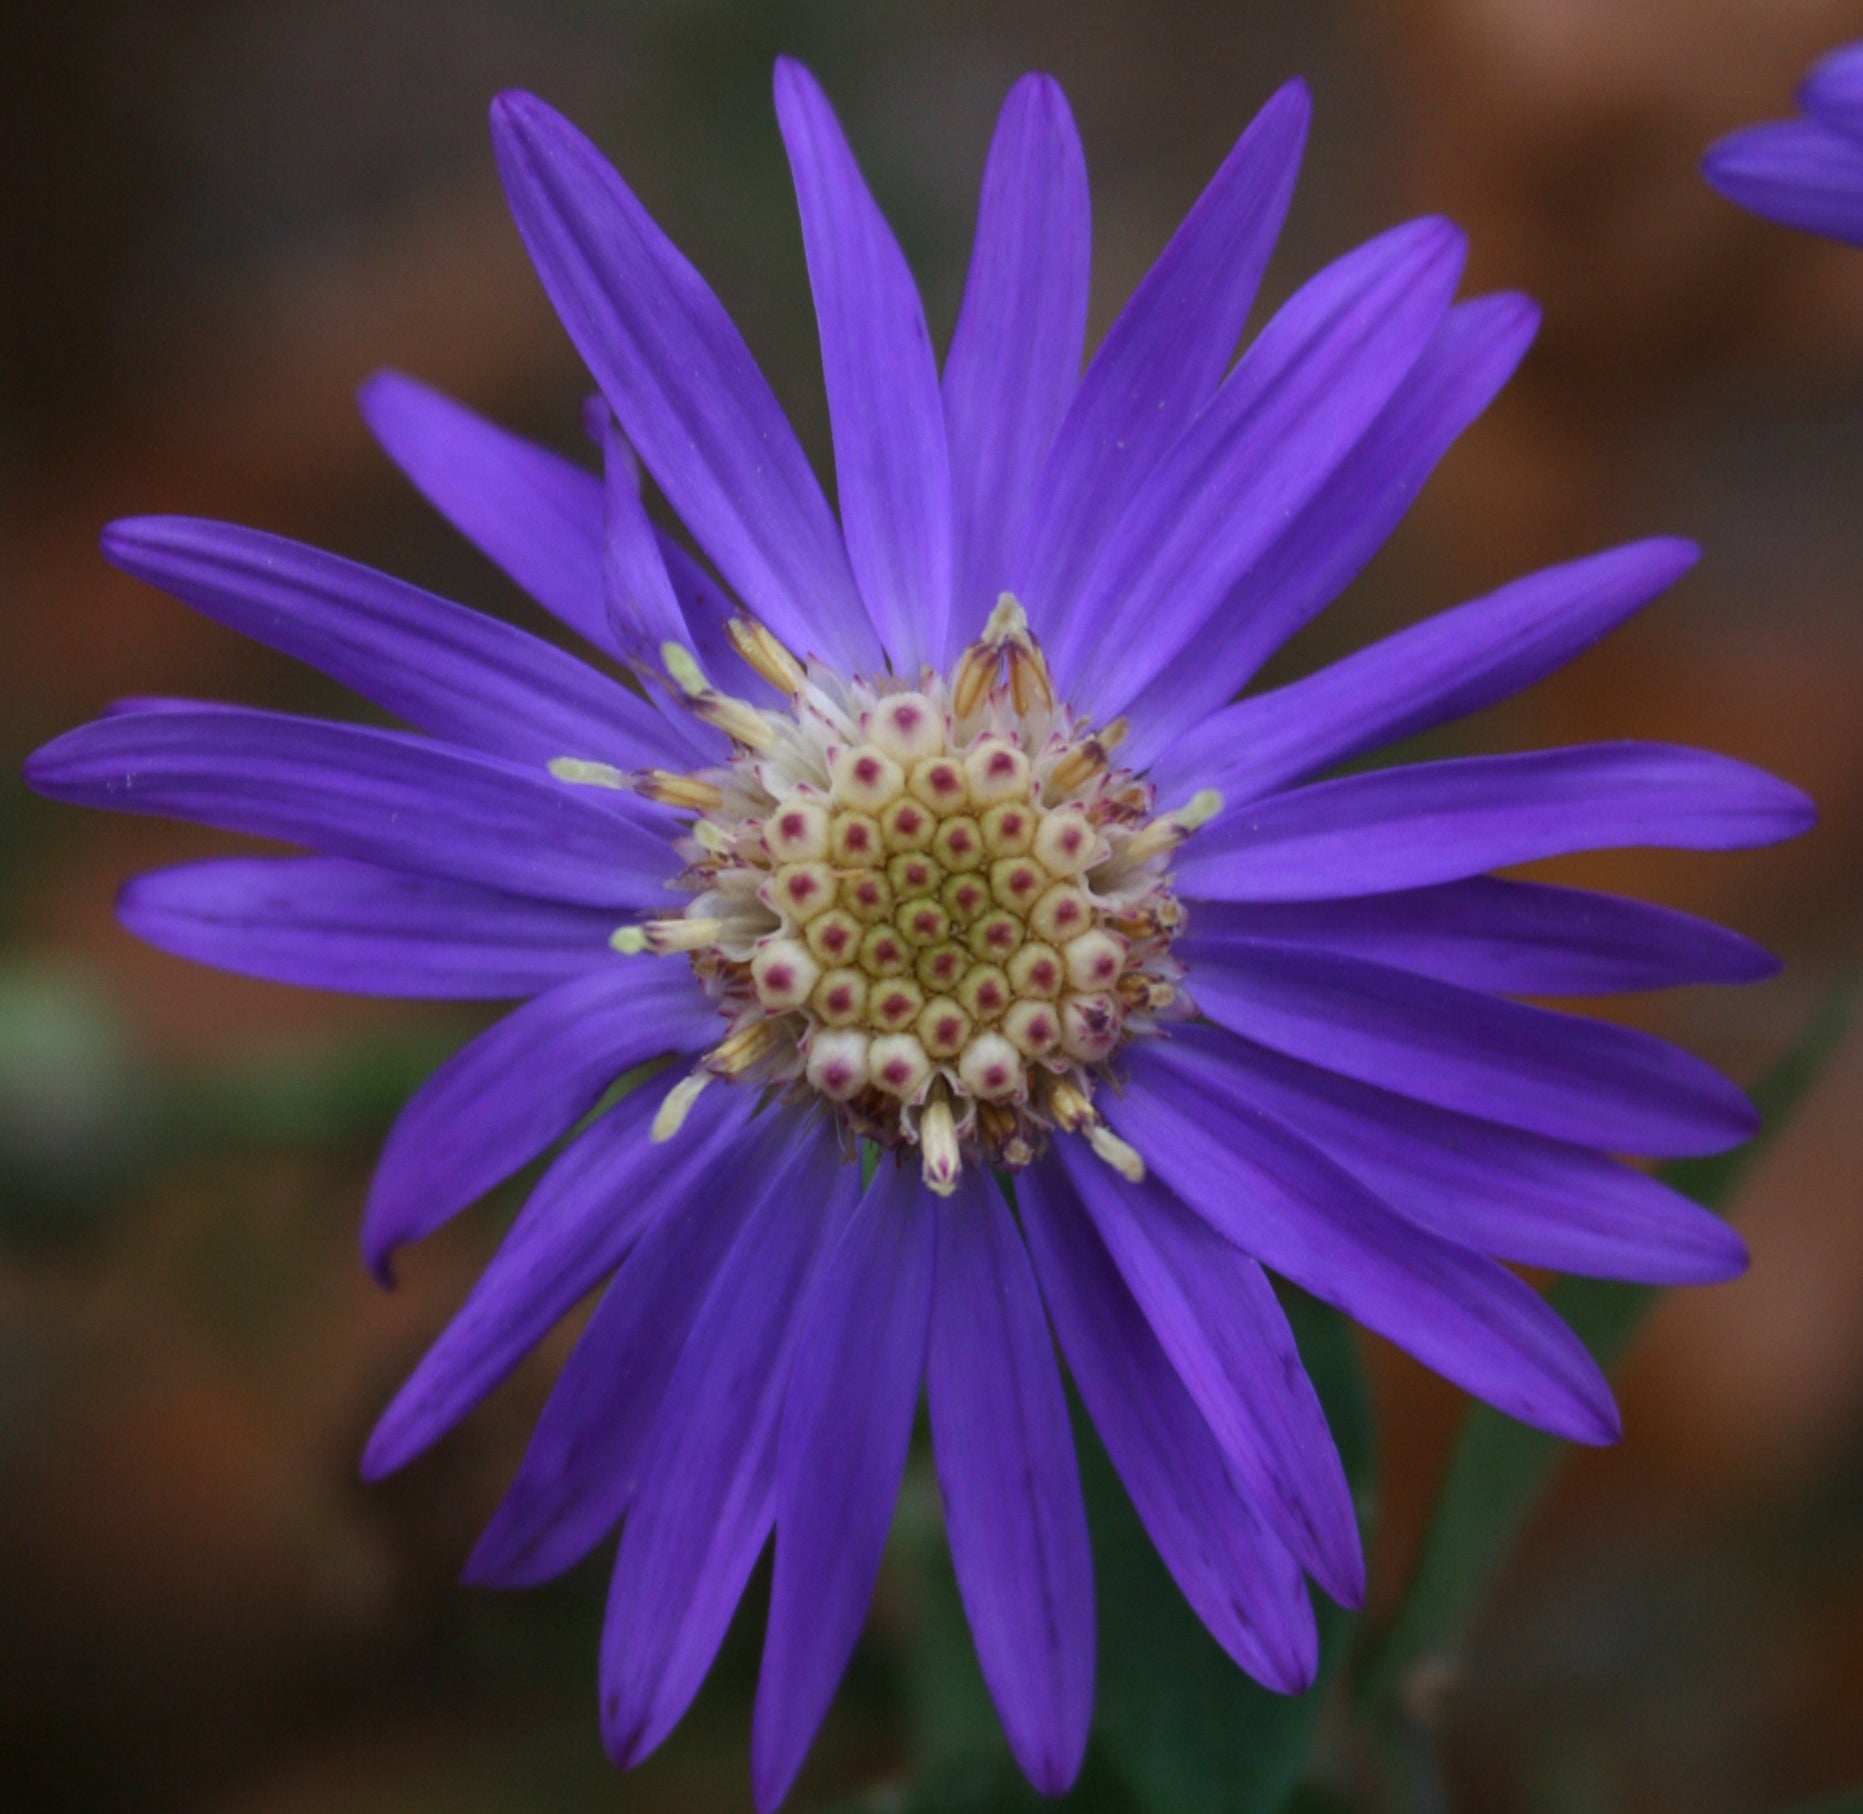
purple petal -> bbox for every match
[490,91,882,672]
[942,73,1090,652]
[1179,936,1756,1156]
[1019,1164,1320,1690]
[752,1161,936,1811]
[1059,217,1467,717]
[594,413,727,766]
[358,369,618,657]
[597,410,693,668]
[1109,1038,1621,1444]
[1801,40,1863,144]
[1704,117,1863,245]
[1128,293,1538,773]
[926,1171,1093,1795]
[1047,1145,1362,1609]
[101,517,685,774]
[361,960,717,1275]
[1177,742,1816,903]
[1166,537,1696,807]
[775,59,952,672]
[1013,81,1309,645]
[465,1109,808,1587]
[600,1125,861,1770]
[1187,877,1777,995]
[25,705,679,909]
[118,855,622,998]
[361,1069,756,1478]
[1196,1034,1749,1284]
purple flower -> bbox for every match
[27,58,1810,1808]
[1704,38,1863,244]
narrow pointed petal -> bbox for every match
[1704,118,1863,245]
[361,961,716,1275]
[118,856,622,998]
[100,517,685,773]
[600,1124,860,1770]
[1801,41,1863,144]
[1180,936,1756,1155]
[1177,743,1816,903]
[467,1110,799,1587]
[1200,1035,1749,1284]
[491,91,881,671]
[1014,80,1309,643]
[1061,217,1468,715]
[1110,1039,1621,1443]
[1130,293,1538,772]
[1188,878,1777,995]
[775,59,952,671]
[25,705,682,908]
[941,73,1089,650]
[358,369,618,657]
[927,1172,1093,1795]
[752,1162,936,1811]
[1047,1146,1363,1609]
[598,412,694,667]
[1019,1166,1320,1690]
[1168,538,1699,805]
[595,414,727,765]
[362,1070,756,1478]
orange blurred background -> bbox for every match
[3,2,1861,1809]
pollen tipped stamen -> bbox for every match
[638,769,725,810]
[651,1072,712,1143]
[637,915,725,953]
[706,1020,782,1077]
[1088,1124,1146,1183]
[725,617,808,696]
[547,757,632,790]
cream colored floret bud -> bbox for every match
[750,938,820,1011]
[806,1030,871,1100]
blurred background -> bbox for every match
[3,1,1862,1809]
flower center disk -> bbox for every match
[624,598,1212,1193]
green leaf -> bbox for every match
[1086,1289,1374,1814]
[1357,975,1861,1708]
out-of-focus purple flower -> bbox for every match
[27,57,1812,1809]
[1704,39,1863,244]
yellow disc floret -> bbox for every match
[596,595,1209,1194]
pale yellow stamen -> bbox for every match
[638,769,725,810]
[610,926,650,955]
[639,916,725,953]
[725,618,807,696]
[651,1072,711,1142]
[547,757,632,790]
[1088,1124,1146,1183]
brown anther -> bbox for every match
[1046,739,1108,796]
[1006,639,1055,716]
[977,1100,1019,1151]
[950,641,1002,720]
[1045,1076,1097,1134]
[725,617,807,695]
[706,1020,781,1077]
[641,915,725,953]
[638,770,725,810]
[693,688,777,751]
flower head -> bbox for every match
[1704,38,1863,244]
[27,57,1812,1809]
